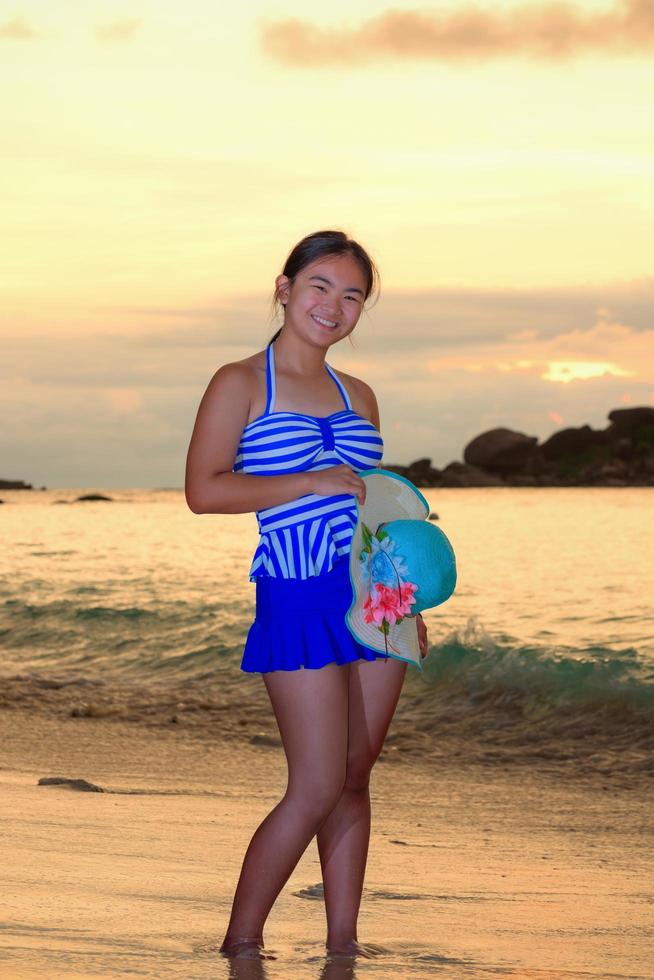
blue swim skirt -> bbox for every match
[240,555,390,673]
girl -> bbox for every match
[185,229,428,959]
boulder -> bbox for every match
[464,428,539,473]
[0,479,33,489]
[440,462,505,487]
[607,407,654,434]
[405,457,442,487]
[585,459,629,480]
[540,425,609,461]
[510,474,539,486]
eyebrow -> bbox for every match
[308,275,364,296]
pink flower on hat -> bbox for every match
[358,518,419,651]
[363,580,417,626]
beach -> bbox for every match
[5,0,654,971]
[1,703,652,980]
[2,486,653,977]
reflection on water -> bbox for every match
[1,487,653,781]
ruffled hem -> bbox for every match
[248,550,346,583]
[240,613,390,673]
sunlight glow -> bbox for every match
[542,361,633,384]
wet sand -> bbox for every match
[0,709,652,979]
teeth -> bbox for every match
[312,314,337,327]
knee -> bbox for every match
[343,753,374,793]
[286,776,346,821]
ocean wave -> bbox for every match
[396,617,654,776]
[419,616,654,713]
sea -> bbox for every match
[1,486,653,785]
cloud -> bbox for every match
[423,316,654,385]
[3,280,652,483]
[0,15,41,39]
[4,280,652,386]
[100,277,654,355]
[0,14,143,43]
[95,18,142,44]
[101,388,143,413]
[260,0,654,67]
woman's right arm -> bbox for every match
[184,363,311,514]
[184,363,365,515]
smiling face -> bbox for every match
[275,252,368,347]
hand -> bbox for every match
[311,465,367,505]
[417,613,428,659]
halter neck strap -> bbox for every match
[265,341,351,414]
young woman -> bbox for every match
[185,229,428,960]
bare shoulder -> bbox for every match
[330,365,380,426]
[204,349,265,395]
[191,354,261,435]
[186,351,267,494]
[233,348,267,370]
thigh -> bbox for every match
[345,658,408,784]
[263,663,350,808]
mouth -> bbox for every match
[311,313,338,329]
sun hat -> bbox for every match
[345,468,457,672]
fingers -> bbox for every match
[417,617,428,658]
[314,465,366,501]
[338,466,365,504]
[349,469,366,504]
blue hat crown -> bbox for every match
[374,519,457,613]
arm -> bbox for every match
[184,362,313,515]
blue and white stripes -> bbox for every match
[233,342,384,580]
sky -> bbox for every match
[2,0,653,488]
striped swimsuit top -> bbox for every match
[233,341,384,581]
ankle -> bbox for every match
[220,933,264,951]
[326,933,358,952]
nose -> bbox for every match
[320,303,342,317]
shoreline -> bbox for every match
[2,667,652,792]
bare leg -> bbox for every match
[220,662,350,954]
[316,657,407,953]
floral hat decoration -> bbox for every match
[345,469,457,672]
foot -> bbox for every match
[219,935,265,958]
[325,938,386,959]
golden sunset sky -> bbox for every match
[2,0,653,486]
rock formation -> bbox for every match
[3,407,654,492]
[386,406,654,487]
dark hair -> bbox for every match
[266,229,380,346]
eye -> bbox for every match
[312,284,359,302]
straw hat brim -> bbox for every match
[345,468,430,672]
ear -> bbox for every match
[275,274,291,307]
